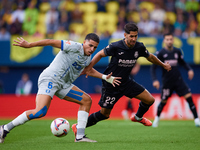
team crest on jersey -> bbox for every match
[174,53,178,59]
[66,41,71,45]
[134,51,138,58]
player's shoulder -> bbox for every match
[135,41,145,49]
[155,48,165,55]
[173,47,181,52]
[110,39,123,47]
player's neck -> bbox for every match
[165,46,173,51]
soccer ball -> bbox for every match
[50,118,70,137]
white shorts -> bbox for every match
[37,79,74,99]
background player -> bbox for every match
[151,33,200,127]
[0,33,121,143]
[71,23,171,136]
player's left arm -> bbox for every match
[85,68,121,87]
[178,50,194,80]
[146,53,171,71]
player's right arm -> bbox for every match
[13,37,61,49]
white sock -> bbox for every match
[4,112,29,131]
[135,115,142,121]
[76,111,89,139]
[194,118,200,123]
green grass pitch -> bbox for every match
[0,119,199,150]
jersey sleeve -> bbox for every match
[61,40,78,53]
[178,49,192,71]
[103,43,116,56]
[139,43,150,58]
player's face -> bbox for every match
[164,35,174,49]
[124,31,138,47]
[83,39,99,56]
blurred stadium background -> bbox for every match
[0,0,200,120]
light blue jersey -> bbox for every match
[37,40,91,99]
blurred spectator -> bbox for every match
[111,24,125,39]
[126,0,138,12]
[23,2,39,35]
[45,4,59,35]
[96,0,107,12]
[137,9,157,36]
[174,27,182,38]
[10,18,23,35]
[59,7,70,31]
[165,0,175,12]
[174,14,187,33]
[11,2,25,23]
[182,13,198,38]
[185,0,199,13]
[2,7,12,28]
[0,25,11,40]
[150,2,166,23]
[162,18,175,34]
[175,0,186,12]
[70,3,84,23]
[15,73,33,96]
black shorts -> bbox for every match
[161,77,190,100]
[99,80,145,109]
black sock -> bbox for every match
[135,102,153,118]
[186,96,198,119]
[127,100,134,112]
[157,102,166,117]
[86,111,109,128]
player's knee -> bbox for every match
[29,106,48,119]
[146,96,155,105]
[82,95,92,106]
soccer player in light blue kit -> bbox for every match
[0,33,121,143]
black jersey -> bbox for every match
[103,39,150,87]
[151,47,192,84]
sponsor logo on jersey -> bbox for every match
[134,51,138,58]
[118,59,136,67]
[164,59,178,66]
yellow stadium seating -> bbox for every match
[105,1,119,14]
[139,1,155,12]
[165,12,177,24]
[39,2,50,13]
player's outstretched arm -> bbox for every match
[147,54,171,71]
[13,37,61,49]
[86,68,121,87]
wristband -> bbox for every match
[102,75,114,84]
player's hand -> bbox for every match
[163,62,171,72]
[13,37,30,48]
[188,70,194,80]
[153,80,160,90]
[106,72,121,87]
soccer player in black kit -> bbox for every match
[151,33,200,127]
[71,23,171,137]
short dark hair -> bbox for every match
[85,33,100,43]
[124,23,138,34]
[163,32,173,38]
